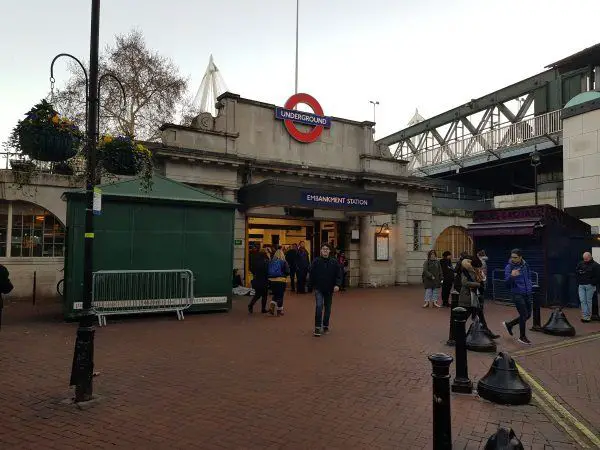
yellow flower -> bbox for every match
[103,135,113,144]
[51,114,60,124]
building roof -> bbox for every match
[62,174,237,208]
[545,42,600,70]
[564,91,600,108]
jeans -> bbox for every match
[289,267,297,291]
[271,281,286,309]
[507,294,532,338]
[424,288,439,302]
[578,284,596,320]
[315,290,333,328]
[297,269,308,294]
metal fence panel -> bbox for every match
[491,269,539,303]
[92,269,194,326]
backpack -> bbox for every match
[267,259,284,278]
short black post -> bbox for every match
[591,290,600,321]
[32,271,37,306]
[446,293,459,346]
[0,307,3,331]
[428,353,453,450]
[451,307,473,394]
[530,285,542,332]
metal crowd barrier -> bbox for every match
[491,268,539,303]
[92,269,194,326]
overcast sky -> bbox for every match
[1,0,599,148]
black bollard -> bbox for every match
[446,306,457,346]
[484,427,524,450]
[542,308,576,336]
[530,285,542,332]
[428,353,453,450]
[591,290,600,321]
[451,307,473,394]
[477,352,531,405]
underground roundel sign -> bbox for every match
[275,93,332,143]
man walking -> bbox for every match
[576,252,600,322]
[285,244,298,292]
[502,249,533,345]
[296,241,311,294]
[310,243,343,337]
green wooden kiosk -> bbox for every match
[62,175,237,320]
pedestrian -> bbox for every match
[310,243,343,337]
[476,249,489,298]
[422,250,442,308]
[471,257,499,339]
[457,255,483,316]
[295,241,311,294]
[337,251,348,291]
[575,251,600,322]
[0,264,13,330]
[502,249,533,345]
[440,251,454,307]
[285,244,298,292]
[248,249,270,314]
[267,249,290,316]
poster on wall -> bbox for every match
[375,234,389,261]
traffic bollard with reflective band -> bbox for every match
[451,307,473,394]
[530,285,542,332]
[428,353,453,450]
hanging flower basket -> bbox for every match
[98,135,153,191]
[8,100,82,162]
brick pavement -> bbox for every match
[0,287,597,449]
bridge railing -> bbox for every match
[410,109,562,171]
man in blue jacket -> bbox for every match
[310,243,343,337]
[502,248,533,345]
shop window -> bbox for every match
[413,220,422,251]
[0,200,65,257]
[434,226,473,259]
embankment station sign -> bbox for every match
[301,192,373,209]
[275,93,331,144]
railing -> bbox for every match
[491,269,539,303]
[410,109,562,171]
[91,269,194,326]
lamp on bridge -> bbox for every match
[530,147,541,206]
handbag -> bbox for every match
[470,290,480,308]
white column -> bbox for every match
[394,204,408,285]
[359,216,372,287]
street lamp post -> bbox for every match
[530,147,541,206]
[369,100,379,123]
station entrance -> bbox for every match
[244,217,345,286]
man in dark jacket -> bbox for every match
[310,243,343,337]
[440,251,454,307]
[296,241,311,294]
[502,249,533,345]
[285,244,298,292]
[576,252,600,322]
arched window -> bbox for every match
[434,226,473,259]
[0,200,65,257]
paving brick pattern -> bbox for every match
[0,287,596,449]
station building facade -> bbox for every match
[153,92,437,288]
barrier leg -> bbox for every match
[530,287,542,332]
[428,353,453,450]
[592,290,600,322]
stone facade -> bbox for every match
[157,92,435,287]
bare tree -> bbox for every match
[53,29,188,141]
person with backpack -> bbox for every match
[311,243,343,337]
[0,264,14,330]
[268,248,290,316]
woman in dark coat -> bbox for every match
[248,249,270,314]
[422,250,442,308]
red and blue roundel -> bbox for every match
[275,93,332,144]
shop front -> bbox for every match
[154,91,435,290]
